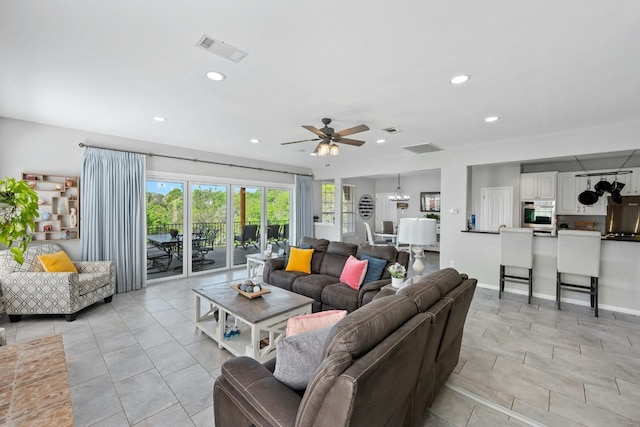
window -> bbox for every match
[321,182,335,223]
[342,185,355,234]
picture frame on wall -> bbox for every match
[420,192,441,212]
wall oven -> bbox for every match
[521,201,556,233]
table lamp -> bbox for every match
[397,218,438,278]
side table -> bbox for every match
[245,253,285,279]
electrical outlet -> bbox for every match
[449,260,455,268]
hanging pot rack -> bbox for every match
[574,170,632,177]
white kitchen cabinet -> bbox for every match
[615,168,640,196]
[520,172,557,200]
[557,171,606,215]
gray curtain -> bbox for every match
[81,147,145,293]
[295,175,314,243]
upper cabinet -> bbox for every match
[615,168,640,196]
[22,173,80,241]
[557,172,606,215]
[520,172,557,200]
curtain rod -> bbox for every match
[78,143,313,177]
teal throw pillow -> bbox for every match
[361,255,388,284]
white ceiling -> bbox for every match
[1,1,639,173]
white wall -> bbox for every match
[0,117,310,258]
[470,163,521,229]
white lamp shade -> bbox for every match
[397,218,437,246]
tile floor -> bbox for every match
[1,253,638,426]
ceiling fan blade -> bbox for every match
[336,124,369,137]
[302,125,328,138]
[336,138,365,147]
[281,138,321,145]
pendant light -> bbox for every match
[329,143,339,156]
[389,174,410,202]
[317,141,330,156]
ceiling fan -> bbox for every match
[281,118,369,156]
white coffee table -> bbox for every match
[194,283,313,363]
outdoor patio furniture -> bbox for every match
[234,224,259,249]
[266,224,281,246]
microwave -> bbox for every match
[521,201,555,232]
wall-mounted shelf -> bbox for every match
[22,173,80,241]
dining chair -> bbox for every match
[364,222,389,246]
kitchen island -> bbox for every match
[454,231,640,315]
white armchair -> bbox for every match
[0,243,115,322]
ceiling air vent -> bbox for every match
[195,34,249,63]
[402,143,442,154]
[382,127,400,134]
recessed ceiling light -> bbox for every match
[206,71,226,81]
[153,116,166,122]
[250,139,260,144]
[485,116,500,123]
[450,74,470,85]
[376,139,386,144]
[310,152,317,156]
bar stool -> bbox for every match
[499,228,534,303]
[556,230,601,317]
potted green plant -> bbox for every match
[424,213,440,221]
[0,177,40,264]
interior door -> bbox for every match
[480,187,513,231]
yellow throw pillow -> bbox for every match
[285,247,314,274]
[37,251,78,273]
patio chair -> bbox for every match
[266,224,281,246]
[147,244,171,272]
[193,227,217,264]
[277,223,289,245]
[234,224,259,249]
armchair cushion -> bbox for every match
[37,251,78,273]
[273,325,333,390]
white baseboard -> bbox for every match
[476,282,640,316]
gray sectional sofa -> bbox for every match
[262,236,410,312]
[214,267,478,426]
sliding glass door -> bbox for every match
[147,177,291,280]
[190,183,228,272]
[146,179,185,279]
[232,186,262,266]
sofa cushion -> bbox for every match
[360,255,387,285]
[292,274,338,301]
[415,268,463,296]
[320,283,359,312]
[319,242,358,277]
[37,251,78,273]
[286,310,347,337]
[299,237,330,274]
[285,247,314,274]
[324,295,417,358]
[268,270,306,292]
[339,256,368,290]
[273,325,333,390]
[397,281,442,312]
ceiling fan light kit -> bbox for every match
[282,118,369,156]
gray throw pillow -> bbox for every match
[273,325,332,390]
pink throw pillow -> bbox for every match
[339,255,369,290]
[285,310,347,337]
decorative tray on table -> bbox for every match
[230,283,271,299]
